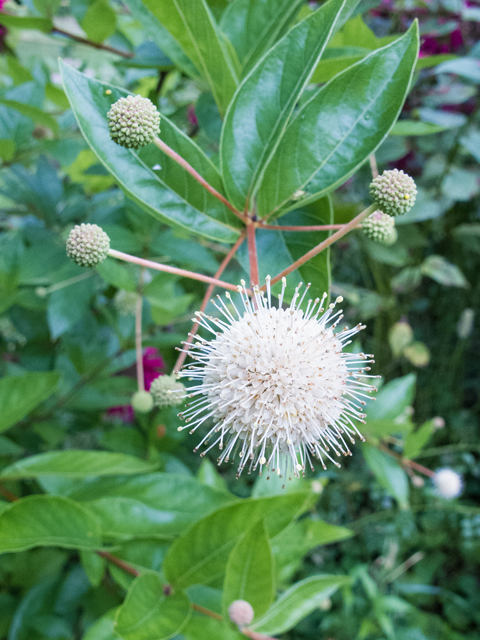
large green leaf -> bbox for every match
[0,451,159,479]
[256,21,419,217]
[60,62,241,243]
[366,373,416,421]
[141,0,238,115]
[0,99,58,134]
[222,519,275,619]
[0,371,59,434]
[220,0,349,212]
[220,0,304,74]
[0,496,101,553]
[251,575,351,634]
[61,474,236,538]
[126,0,200,78]
[362,444,409,509]
[115,573,191,640]
[163,492,313,589]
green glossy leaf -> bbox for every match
[0,99,58,134]
[220,0,348,212]
[66,474,236,538]
[391,120,449,136]
[83,610,118,640]
[164,492,313,588]
[126,0,200,78]
[403,420,436,459]
[222,519,275,619]
[256,22,419,217]
[251,575,351,634]
[272,518,353,583]
[362,444,409,509]
[0,371,60,433]
[60,62,241,243]
[115,573,191,640]
[366,374,416,421]
[81,0,116,43]
[0,13,52,32]
[0,495,102,553]
[181,615,243,640]
[220,0,304,74]
[0,450,159,479]
[141,0,238,115]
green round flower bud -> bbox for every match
[362,210,396,245]
[66,223,110,268]
[150,374,185,408]
[384,226,398,246]
[114,290,138,316]
[369,169,417,216]
[131,390,154,413]
[107,95,160,149]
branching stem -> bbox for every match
[173,231,246,373]
[108,249,246,293]
[264,205,375,288]
[135,269,145,392]
[257,223,353,232]
[152,138,248,223]
[52,27,134,58]
[247,222,259,286]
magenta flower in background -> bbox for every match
[143,346,165,390]
[187,104,198,127]
[105,347,165,422]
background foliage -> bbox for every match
[0,0,479,639]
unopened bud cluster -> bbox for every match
[131,390,154,413]
[150,374,185,408]
[363,210,397,245]
[66,223,110,268]
[114,289,138,316]
[228,600,254,627]
[108,95,160,150]
[370,169,417,217]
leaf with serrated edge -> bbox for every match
[222,519,275,619]
[60,62,241,243]
[251,575,351,635]
[256,21,419,217]
[220,0,349,212]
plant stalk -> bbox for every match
[52,27,134,58]
[108,249,245,293]
[173,231,246,373]
[152,138,248,223]
[265,205,375,287]
[247,222,259,286]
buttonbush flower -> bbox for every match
[433,468,463,499]
[362,210,396,245]
[107,95,160,149]
[178,278,377,479]
[370,168,417,216]
[66,223,110,268]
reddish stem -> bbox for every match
[264,205,374,288]
[153,138,248,223]
[108,249,245,293]
[258,223,350,232]
[247,222,259,286]
[52,27,134,58]
[191,604,223,621]
[135,270,145,392]
[173,231,246,373]
[98,551,140,576]
[0,485,18,502]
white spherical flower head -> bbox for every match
[177,278,377,479]
[433,468,463,499]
